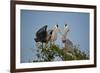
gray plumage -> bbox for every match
[61,24,73,51]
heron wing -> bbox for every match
[36,25,47,38]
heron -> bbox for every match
[34,25,48,48]
[34,24,60,49]
[34,25,47,42]
[61,24,73,51]
[50,24,60,44]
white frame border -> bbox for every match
[16,4,94,69]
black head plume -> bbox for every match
[65,24,67,27]
[56,24,58,27]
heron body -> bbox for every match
[50,25,60,43]
[34,25,48,43]
[62,24,69,42]
[61,24,73,50]
[46,29,53,43]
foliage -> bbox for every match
[33,43,89,62]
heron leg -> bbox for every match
[42,42,43,49]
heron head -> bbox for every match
[56,24,58,28]
[65,24,68,27]
[52,24,60,33]
[53,24,58,29]
[56,24,61,33]
[65,24,69,32]
[45,25,48,28]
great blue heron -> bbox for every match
[34,25,48,43]
[34,24,60,48]
[50,24,60,44]
[34,25,48,48]
[61,24,73,51]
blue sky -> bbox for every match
[21,10,89,63]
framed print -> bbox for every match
[10,0,97,72]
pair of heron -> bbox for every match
[34,24,73,49]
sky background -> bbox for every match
[21,10,89,63]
